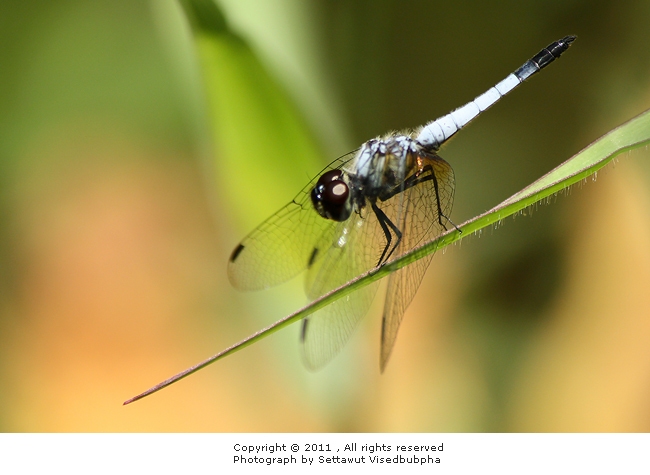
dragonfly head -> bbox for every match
[311,169,351,222]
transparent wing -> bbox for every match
[227,153,356,290]
[380,152,455,371]
[299,210,385,370]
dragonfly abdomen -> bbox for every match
[416,35,575,150]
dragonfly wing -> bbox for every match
[227,153,355,290]
[300,274,382,370]
[300,198,392,370]
[380,152,455,371]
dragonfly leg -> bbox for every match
[371,202,403,266]
[427,166,462,233]
[427,167,449,231]
[380,165,451,230]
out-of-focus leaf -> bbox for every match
[181,0,324,230]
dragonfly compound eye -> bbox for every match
[311,170,351,222]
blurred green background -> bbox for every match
[1,0,650,431]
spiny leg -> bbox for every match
[428,166,452,231]
[380,165,454,231]
[371,202,403,266]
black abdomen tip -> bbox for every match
[530,35,577,71]
[547,35,577,58]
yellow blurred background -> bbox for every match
[1,0,650,431]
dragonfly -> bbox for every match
[124,36,576,405]
[228,36,576,372]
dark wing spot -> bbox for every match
[307,247,319,268]
[230,243,245,262]
[300,318,309,342]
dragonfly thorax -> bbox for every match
[351,135,421,197]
